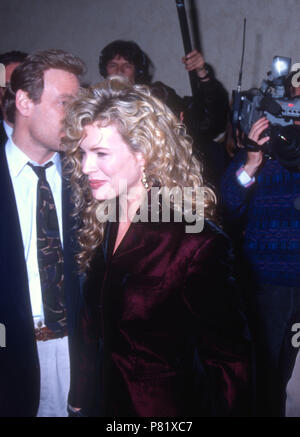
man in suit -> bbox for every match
[0,51,28,144]
[0,49,85,417]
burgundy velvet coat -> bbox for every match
[73,217,251,417]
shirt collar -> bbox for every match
[3,120,13,138]
[5,136,61,178]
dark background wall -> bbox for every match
[1,0,299,96]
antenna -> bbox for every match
[232,18,247,147]
[237,18,247,92]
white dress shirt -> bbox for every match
[5,137,63,328]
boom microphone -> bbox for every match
[175,0,198,97]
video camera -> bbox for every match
[232,56,300,168]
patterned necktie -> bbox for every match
[28,161,67,333]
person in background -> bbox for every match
[0,50,28,143]
[0,49,85,417]
[221,116,300,416]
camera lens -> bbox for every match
[271,125,300,168]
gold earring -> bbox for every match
[141,169,149,189]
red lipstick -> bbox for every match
[89,180,107,189]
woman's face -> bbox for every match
[80,122,145,201]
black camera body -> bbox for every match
[239,91,300,136]
[232,56,300,167]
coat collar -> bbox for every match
[0,120,8,147]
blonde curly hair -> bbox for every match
[63,76,217,272]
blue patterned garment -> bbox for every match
[221,150,300,287]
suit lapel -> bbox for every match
[0,145,26,261]
[0,144,35,333]
[0,120,8,147]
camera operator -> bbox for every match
[221,116,300,416]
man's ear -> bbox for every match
[15,89,34,117]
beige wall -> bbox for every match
[0,0,299,97]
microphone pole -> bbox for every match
[175,0,198,98]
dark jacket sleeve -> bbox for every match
[151,72,229,145]
[184,71,229,145]
[182,224,252,416]
[194,79,228,135]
